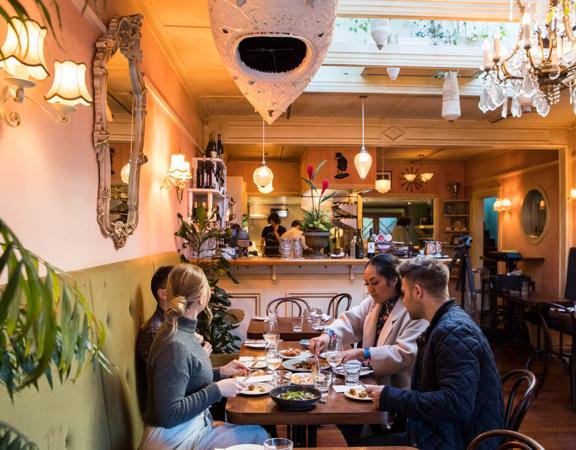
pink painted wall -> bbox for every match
[466,151,560,295]
[0,0,201,272]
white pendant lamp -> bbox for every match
[253,119,274,188]
[375,178,391,193]
[442,71,461,121]
[258,182,274,194]
[370,19,390,50]
[354,96,372,179]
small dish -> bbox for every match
[279,348,312,359]
[240,383,272,396]
[244,339,267,349]
[344,387,372,402]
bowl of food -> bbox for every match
[270,385,321,411]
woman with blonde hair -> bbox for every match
[139,264,268,449]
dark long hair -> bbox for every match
[366,254,402,297]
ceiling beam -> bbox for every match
[336,0,514,22]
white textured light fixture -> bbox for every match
[253,120,274,188]
[570,188,576,200]
[164,153,193,203]
[354,96,372,180]
[370,19,390,50]
[45,60,93,111]
[493,197,512,213]
[375,178,391,193]
[442,71,461,122]
[120,163,131,184]
[375,148,391,193]
[208,0,338,124]
[386,67,400,82]
[417,154,434,182]
[258,182,274,194]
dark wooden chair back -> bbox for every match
[266,297,310,316]
[327,293,352,318]
[501,369,537,431]
[467,429,544,450]
[565,247,576,301]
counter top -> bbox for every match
[229,256,367,266]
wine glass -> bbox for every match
[266,348,282,374]
[324,337,343,376]
[263,317,280,349]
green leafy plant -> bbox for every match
[0,218,109,401]
[174,211,241,354]
[301,160,335,231]
[0,421,38,449]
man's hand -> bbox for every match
[220,359,249,378]
[341,348,366,363]
[202,341,213,356]
[309,333,330,355]
[365,384,385,402]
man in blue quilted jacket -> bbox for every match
[368,256,503,449]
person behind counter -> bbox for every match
[260,213,287,256]
[392,217,412,244]
[280,220,308,250]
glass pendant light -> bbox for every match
[354,96,372,179]
[258,182,274,194]
[375,148,391,193]
[253,119,274,188]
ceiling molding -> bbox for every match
[336,0,514,22]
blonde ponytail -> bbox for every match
[165,264,211,335]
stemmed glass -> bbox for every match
[263,316,280,349]
[266,348,282,376]
[324,336,343,377]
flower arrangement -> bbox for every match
[301,160,335,231]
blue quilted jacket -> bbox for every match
[380,301,503,450]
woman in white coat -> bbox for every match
[310,254,428,443]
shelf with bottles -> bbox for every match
[187,189,227,229]
[191,158,227,194]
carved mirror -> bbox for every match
[93,15,147,248]
[521,187,549,244]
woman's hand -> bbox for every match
[215,378,245,398]
[309,333,330,355]
[220,360,249,378]
[341,348,366,363]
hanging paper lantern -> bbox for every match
[442,71,461,121]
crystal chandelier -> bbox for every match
[479,0,576,118]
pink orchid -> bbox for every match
[321,179,329,196]
[306,164,314,180]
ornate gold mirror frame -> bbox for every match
[93,15,147,248]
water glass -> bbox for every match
[266,349,282,372]
[264,438,293,450]
[521,279,530,297]
[274,370,291,387]
[314,369,332,394]
[310,308,322,330]
[343,360,362,385]
[292,316,303,332]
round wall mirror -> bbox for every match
[521,188,548,243]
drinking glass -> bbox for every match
[263,438,293,450]
[266,349,282,373]
[303,308,311,323]
[314,369,332,403]
[263,318,280,349]
[325,337,343,376]
[310,308,322,330]
[292,316,303,332]
[274,370,291,387]
[343,360,362,385]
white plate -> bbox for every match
[333,366,374,378]
[239,383,272,396]
[220,445,265,450]
[344,388,373,402]
[244,340,267,349]
[241,358,267,369]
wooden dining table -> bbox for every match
[226,341,388,448]
[294,447,414,450]
[246,317,327,340]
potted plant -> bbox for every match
[301,161,335,258]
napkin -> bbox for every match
[237,375,273,383]
[332,385,351,393]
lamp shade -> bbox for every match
[253,163,274,188]
[493,199,502,212]
[0,18,49,81]
[375,178,391,193]
[167,154,192,181]
[354,148,373,179]
[442,71,461,121]
[420,172,434,182]
[403,173,417,182]
[570,187,576,199]
[120,163,131,184]
[45,61,93,109]
[258,182,274,194]
[500,197,512,211]
[370,19,390,50]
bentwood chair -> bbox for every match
[266,297,310,317]
[501,369,537,431]
[467,430,544,450]
[539,302,576,411]
[326,293,352,318]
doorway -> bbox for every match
[483,197,499,274]
[471,189,501,270]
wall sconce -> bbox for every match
[0,17,92,127]
[493,197,512,213]
[569,188,576,200]
[163,153,192,202]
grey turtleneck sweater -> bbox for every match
[143,317,223,428]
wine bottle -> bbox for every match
[350,235,357,258]
[217,134,224,158]
[367,228,376,259]
[197,159,204,189]
[355,229,364,259]
[207,132,217,158]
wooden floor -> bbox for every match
[297,346,576,449]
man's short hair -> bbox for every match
[151,265,173,303]
[398,256,449,298]
[291,220,302,228]
[268,213,281,225]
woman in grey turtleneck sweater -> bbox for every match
[139,264,268,450]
